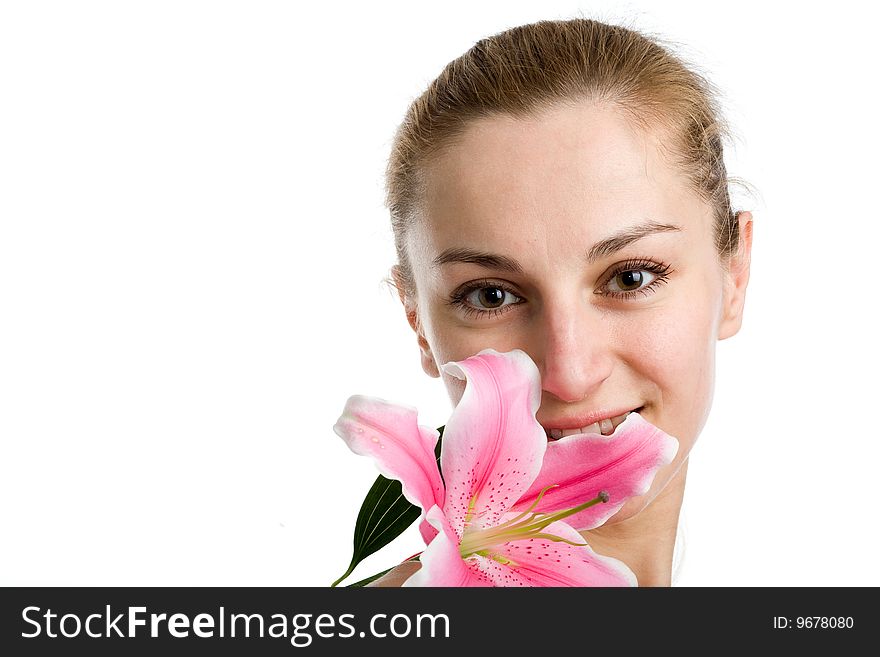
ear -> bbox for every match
[391,265,440,378]
[718,211,754,340]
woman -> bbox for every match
[375,17,752,586]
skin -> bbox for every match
[377,100,752,587]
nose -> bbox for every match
[530,301,613,403]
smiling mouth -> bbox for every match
[543,407,645,441]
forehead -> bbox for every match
[418,101,706,248]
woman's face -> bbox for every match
[399,101,750,523]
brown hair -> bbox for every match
[385,18,743,298]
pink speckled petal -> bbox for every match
[403,506,493,587]
[473,519,636,587]
[513,412,679,530]
[439,349,546,536]
[418,517,439,545]
[334,395,444,521]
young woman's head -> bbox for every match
[385,19,752,524]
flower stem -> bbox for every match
[330,563,356,587]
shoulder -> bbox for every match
[366,561,422,587]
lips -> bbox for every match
[542,407,644,441]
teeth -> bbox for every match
[545,411,633,441]
[610,413,630,429]
[575,422,600,437]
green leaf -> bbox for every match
[331,427,443,587]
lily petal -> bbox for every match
[473,519,637,586]
[513,412,679,530]
[440,349,546,536]
[334,395,444,520]
[403,506,494,587]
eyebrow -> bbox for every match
[585,221,682,263]
[432,221,682,271]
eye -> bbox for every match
[465,285,517,309]
[448,280,524,318]
[600,258,673,300]
[606,269,658,294]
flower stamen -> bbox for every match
[459,490,609,557]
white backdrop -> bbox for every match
[2,0,877,587]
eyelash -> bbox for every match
[446,258,674,319]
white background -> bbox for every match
[2,0,878,587]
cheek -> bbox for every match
[605,287,721,525]
[422,315,480,406]
[435,332,519,407]
[421,303,527,406]
[627,296,718,449]
[650,307,712,393]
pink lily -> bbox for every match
[334,349,678,586]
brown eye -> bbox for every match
[616,271,644,291]
[462,285,522,312]
[607,270,656,294]
[476,287,505,308]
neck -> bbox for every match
[580,459,688,587]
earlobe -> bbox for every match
[412,316,441,379]
[412,311,440,378]
[718,212,753,341]
[410,307,440,378]
[391,265,441,378]
[420,347,440,378]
